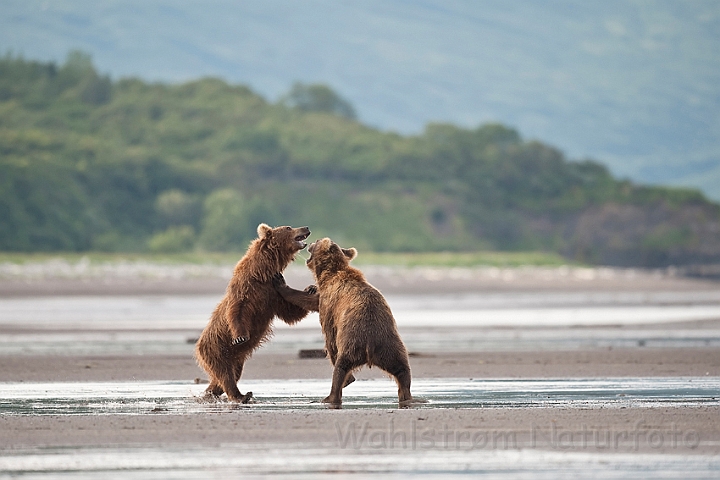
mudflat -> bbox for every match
[1,347,719,383]
[0,264,719,475]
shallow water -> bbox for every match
[2,378,720,478]
[2,378,719,477]
[1,293,719,356]
[2,292,720,330]
[1,377,720,478]
[1,377,718,415]
[2,324,720,356]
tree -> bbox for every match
[280,82,356,119]
[198,189,278,251]
[56,50,111,104]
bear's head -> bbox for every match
[256,223,311,254]
[305,237,357,277]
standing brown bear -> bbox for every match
[273,237,418,407]
[195,223,313,402]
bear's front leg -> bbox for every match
[272,273,319,311]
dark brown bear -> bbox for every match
[273,237,417,407]
[195,223,313,402]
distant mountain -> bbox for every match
[2,0,720,199]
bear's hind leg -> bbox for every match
[213,364,249,403]
[327,346,355,388]
[232,362,253,403]
[381,359,413,406]
[343,374,356,388]
[220,376,246,403]
[232,361,244,381]
[323,356,359,407]
[204,379,224,397]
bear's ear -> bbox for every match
[257,223,272,239]
[342,247,357,260]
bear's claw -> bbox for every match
[231,336,248,346]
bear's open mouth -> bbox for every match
[294,231,310,249]
[305,241,316,263]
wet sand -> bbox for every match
[1,265,719,474]
[1,345,718,454]
[2,347,719,383]
[2,404,719,454]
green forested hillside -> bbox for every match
[1,52,719,267]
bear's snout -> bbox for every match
[293,227,311,250]
[294,227,310,242]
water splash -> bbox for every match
[1,377,719,416]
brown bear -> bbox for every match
[273,237,417,407]
[195,223,313,402]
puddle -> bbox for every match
[0,377,718,416]
[1,445,719,479]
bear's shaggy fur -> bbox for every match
[273,237,416,407]
[195,223,312,402]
